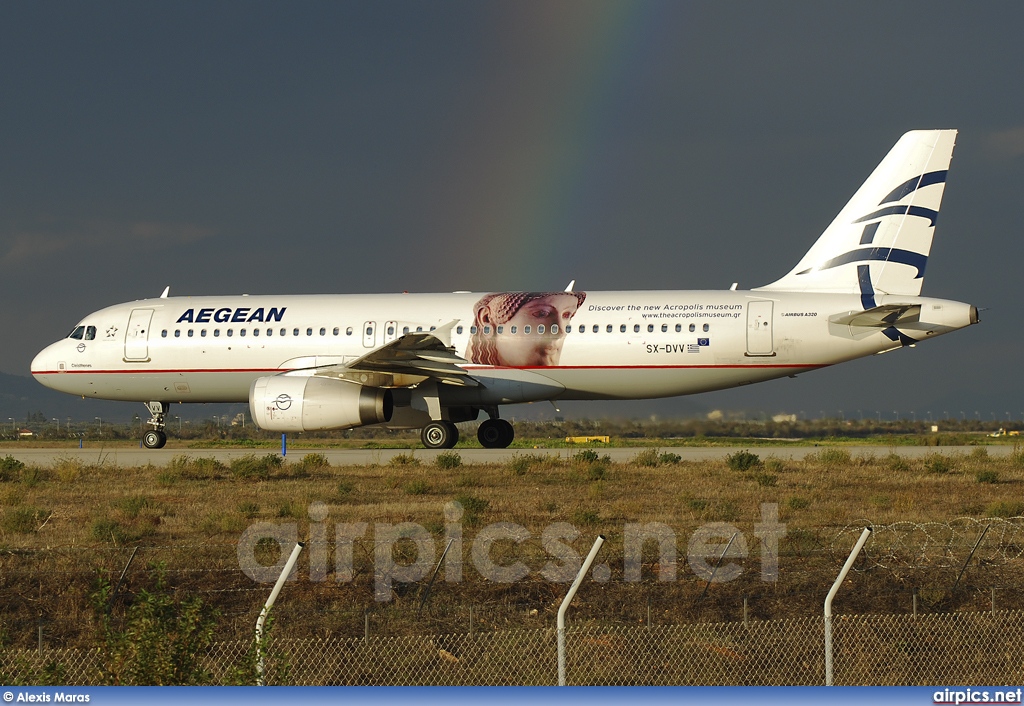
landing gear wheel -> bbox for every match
[422,421,459,449]
[142,429,167,449]
[478,418,514,448]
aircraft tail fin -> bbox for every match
[755,129,957,303]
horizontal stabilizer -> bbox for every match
[829,304,921,328]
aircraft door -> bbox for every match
[362,321,377,348]
[125,309,154,361]
[746,301,775,356]
[384,320,398,343]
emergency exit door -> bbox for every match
[746,301,775,356]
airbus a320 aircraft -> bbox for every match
[32,130,977,450]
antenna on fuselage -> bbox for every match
[159,286,170,298]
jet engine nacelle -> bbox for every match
[250,375,393,432]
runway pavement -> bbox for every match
[0,443,1011,467]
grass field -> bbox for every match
[2,445,1024,652]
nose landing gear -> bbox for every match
[142,401,169,449]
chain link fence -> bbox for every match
[4,609,1023,686]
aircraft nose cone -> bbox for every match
[31,348,46,374]
[31,343,59,384]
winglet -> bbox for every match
[430,320,460,348]
[565,280,576,292]
[159,286,170,299]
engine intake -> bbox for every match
[250,375,393,432]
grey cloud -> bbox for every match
[0,220,215,269]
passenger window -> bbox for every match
[634,324,640,333]
[537,325,545,334]
[174,330,181,338]
[333,327,339,336]
[661,324,668,333]
[577,325,583,334]
[307,328,314,336]
[253,328,259,337]
[483,325,491,335]
[510,326,517,334]
[497,326,504,334]
[592,325,599,333]
[319,327,326,336]
[161,330,168,338]
[647,325,654,333]
[267,329,273,336]
[364,326,372,336]
[620,324,626,333]
[524,325,531,334]
[403,326,410,335]
[469,326,476,334]
[565,325,572,333]
[85,326,96,340]
[279,328,285,336]
[214,329,220,337]
[346,327,353,335]
[188,329,194,337]
[456,325,464,334]
[240,329,246,337]
[606,324,613,333]
[227,329,233,337]
[675,324,682,332]
[201,329,207,338]
[68,326,85,340]
[689,324,696,332]
[416,326,423,332]
[430,326,436,331]
[293,328,299,336]
[703,324,710,332]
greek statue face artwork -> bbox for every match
[466,291,586,367]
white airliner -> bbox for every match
[32,130,977,450]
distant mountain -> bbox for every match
[0,371,239,424]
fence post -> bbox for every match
[256,541,304,686]
[557,535,605,686]
[825,527,871,686]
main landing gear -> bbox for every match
[142,401,169,449]
[477,418,514,449]
[419,418,515,449]
[421,421,459,449]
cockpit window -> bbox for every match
[85,326,96,340]
[68,326,85,340]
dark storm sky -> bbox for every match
[3,2,1023,421]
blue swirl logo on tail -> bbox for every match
[796,170,946,282]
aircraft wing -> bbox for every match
[828,304,921,328]
[311,321,479,387]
